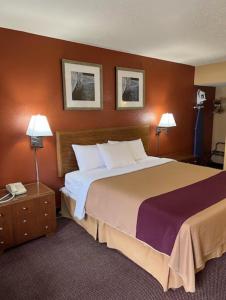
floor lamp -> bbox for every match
[26,115,53,184]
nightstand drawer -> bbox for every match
[12,200,35,217]
[0,241,6,253]
[14,214,39,245]
[39,196,55,210]
[40,221,56,235]
[0,206,11,225]
[0,206,13,250]
[0,226,13,250]
[0,225,12,237]
[39,211,56,232]
[14,228,36,245]
[38,196,56,235]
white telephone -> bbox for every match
[6,182,27,196]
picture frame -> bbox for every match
[62,59,103,110]
[116,67,145,110]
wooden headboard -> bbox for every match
[56,125,150,177]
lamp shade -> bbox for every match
[158,113,176,128]
[26,115,53,137]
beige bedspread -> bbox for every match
[85,161,226,292]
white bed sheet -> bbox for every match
[62,156,174,220]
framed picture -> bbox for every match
[62,59,103,110]
[116,67,145,110]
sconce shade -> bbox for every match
[158,113,176,128]
[26,115,53,137]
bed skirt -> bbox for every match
[61,192,226,292]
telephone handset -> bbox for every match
[6,182,27,196]
[0,182,27,203]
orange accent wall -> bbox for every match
[0,27,195,205]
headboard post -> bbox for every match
[56,125,150,177]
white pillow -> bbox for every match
[108,139,148,161]
[97,142,136,170]
[72,144,105,171]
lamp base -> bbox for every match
[30,136,43,148]
[156,127,168,136]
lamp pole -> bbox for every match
[34,147,40,184]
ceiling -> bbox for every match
[1,0,226,66]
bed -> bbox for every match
[56,125,226,293]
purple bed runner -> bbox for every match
[136,171,226,255]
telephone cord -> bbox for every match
[0,193,15,203]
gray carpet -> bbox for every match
[0,218,226,300]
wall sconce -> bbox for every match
[156,113,176,136]
[156,113,176,155]
[26,115,53,183]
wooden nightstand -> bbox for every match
[0,183,56,253]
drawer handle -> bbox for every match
[22,207,28,211]
[24,233,28,236]
[44,213,48,217]
[0,213,3,217]
[44,201,48,204]
[23,219,27,223]
[0,227,3,231]
[45,225,49,230]
[0,241,4,245]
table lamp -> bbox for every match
[26,115,53,183]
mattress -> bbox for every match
[64,156,173,219]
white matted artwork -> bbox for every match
[62,59,103,110]
[116,67,145,110]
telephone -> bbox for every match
[6,182,27,196]
[0,182,27,203]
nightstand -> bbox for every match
[0,182,56,253]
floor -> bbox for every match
[0,218,226,300]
